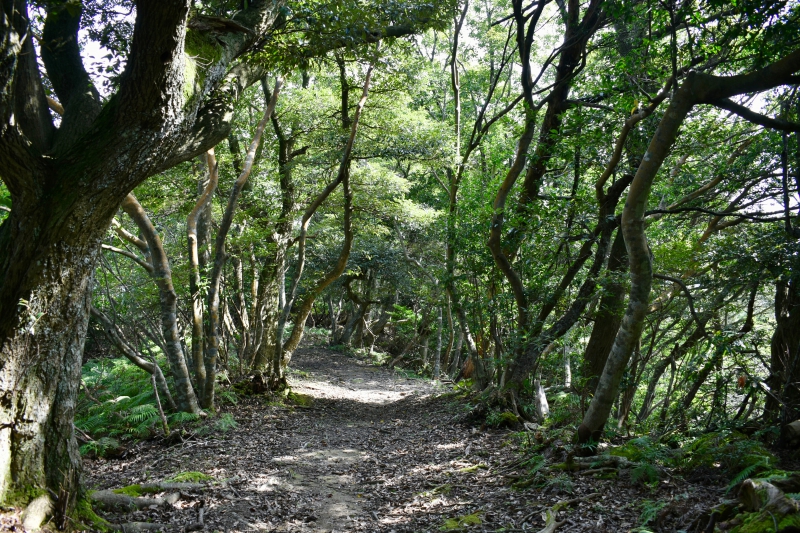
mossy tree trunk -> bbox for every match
[766,278,800,440]
[0,0,284,518]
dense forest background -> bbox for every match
[1,0,800,529]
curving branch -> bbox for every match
[202,78,282,407]
[652,274,703,330]
[281,63,375,360]
[40,1,101,146]
[100,244,154,274]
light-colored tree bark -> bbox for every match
[120,194,201,414]
[187,150,219,400]
[202,80,282,408]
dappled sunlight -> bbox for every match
[289,375,431,405]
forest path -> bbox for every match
[85,346,715,532]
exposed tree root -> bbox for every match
[690,474,800,532]
[90,482,204,511]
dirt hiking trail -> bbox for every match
[85,346,717,532]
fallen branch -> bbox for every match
[90,490,181,511]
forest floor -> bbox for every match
[84,345,724,533]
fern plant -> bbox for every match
[638,499,667,527]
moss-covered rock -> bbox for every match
[287,391,313,407]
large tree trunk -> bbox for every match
[0,216,96,520]
[0,0,284,516]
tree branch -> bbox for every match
[652,274,703,330]
[101,244,154,274]
[714,98,800,132]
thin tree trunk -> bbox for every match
[582,228,627,396]
[187,152,219,400]
[121,194,201,414]
[435,306,443,378]
[202,80,282,407]
[278,65,374,384]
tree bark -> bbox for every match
[120,194,201,414]
[582,227,628,396]
[766,278,800,439]
[187,150,219,401]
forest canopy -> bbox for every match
[1,0,800,528]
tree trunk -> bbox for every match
[578,48,800,446]
[582,228,627,396]
[278,65,374,383]
[434,306,443,378]
[0,229,95,519]
[251,247,282,373]
[766,278,800,435]
[577,83,694,446]
[187,152,219,401]
[120,194,201,414]
[202,81,282,407]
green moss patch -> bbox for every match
[440,511,482,530]
[486,410,519,428]
[729,510,800,532]
[73,498,112,532]
[458,463,487,474]
[111,484,161,497]
[167,471,212,483]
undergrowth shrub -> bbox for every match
[611,436,673,465]
[677,430,776,481]
[77,358,167,445]
[77,356,229,455]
